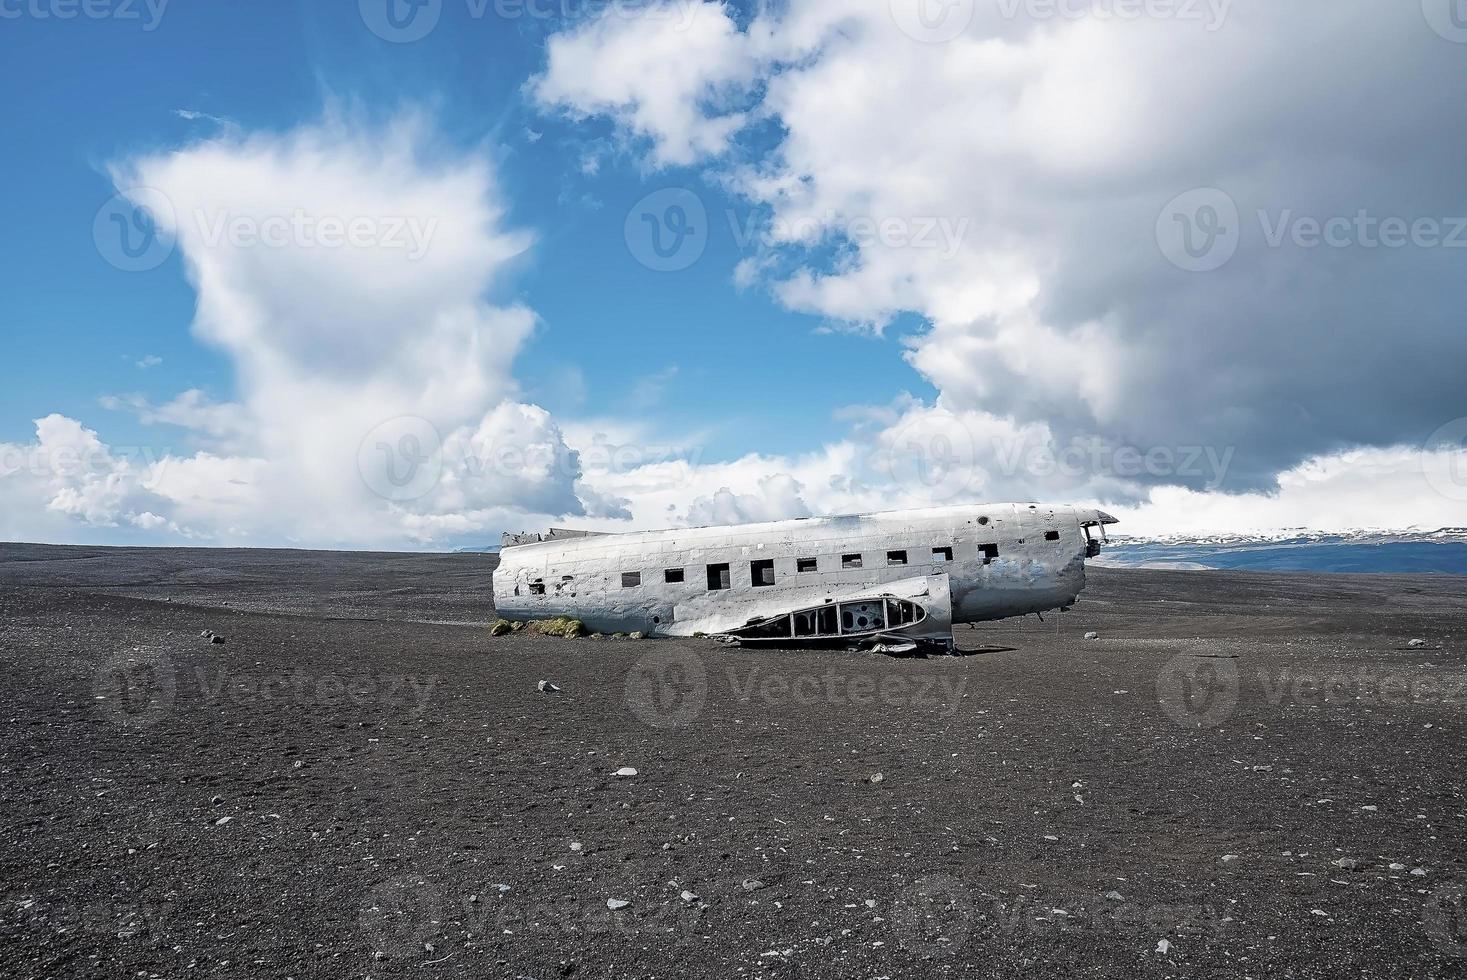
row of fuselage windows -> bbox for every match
[617,543,1009,591]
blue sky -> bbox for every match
[0,1,925,461]
[2,1,1465,547]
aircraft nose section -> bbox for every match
[1095,510,1119,525]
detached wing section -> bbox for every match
[687,575,954,653]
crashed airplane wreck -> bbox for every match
[493,504,1118,653]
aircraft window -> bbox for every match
[979,544,999,565]
[933,546,954,562]
[797,557,818,573]
[707,563,731,591]
[887,550,908,566]
[621,571,641,588]
[842,553,863,569]
[529,582,546,595]
[977,516,990,525]
[665,567,685,583]
[1044,530,1060,541]
[751,559,776,587]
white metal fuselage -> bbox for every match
[492,503,1116,640]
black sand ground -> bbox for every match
[1,543,1465,979]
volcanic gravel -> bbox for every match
[1,543,1465,979]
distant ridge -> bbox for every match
[1096,528,1467,574]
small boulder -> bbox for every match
[526,617,585,639]
[1105,890,1126,902]
[209,634,225,644]
[680,890,698,903]
[629,631,647,640]
[868,773,884,785]
[537,680,561,693]
[488,619,514,637]
[1084,632,1100,641]
[1408,638,1427,648]
[606,898,630,910]
[613,767,638,778]
[1332,858,1369,872]
[742,878,766,892]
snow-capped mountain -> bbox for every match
[1096,528,1467,574]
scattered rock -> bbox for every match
[569,842,583,852]
[212,816,233,826]
[526,618,585,639]
[1332,858,1369,872]
[199,630,213,638]
[1411,867,1428,876]
[1408,638,1426,648]
[537,680,561,693]
[1155,939,1172,955]
[1105,890,1126,902]
[210,634,225,644]
[1084,632,1100,641]
[606,898,630,910]
[629,631,647,640]
[613,767,638,778]
[1221,854,1240,863]
[680,890,698,903]
[1389,862,1406,871]
[211,795,224,805]
[868,772,884,785]
[488,619,515,637]
[742,878,766,892]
